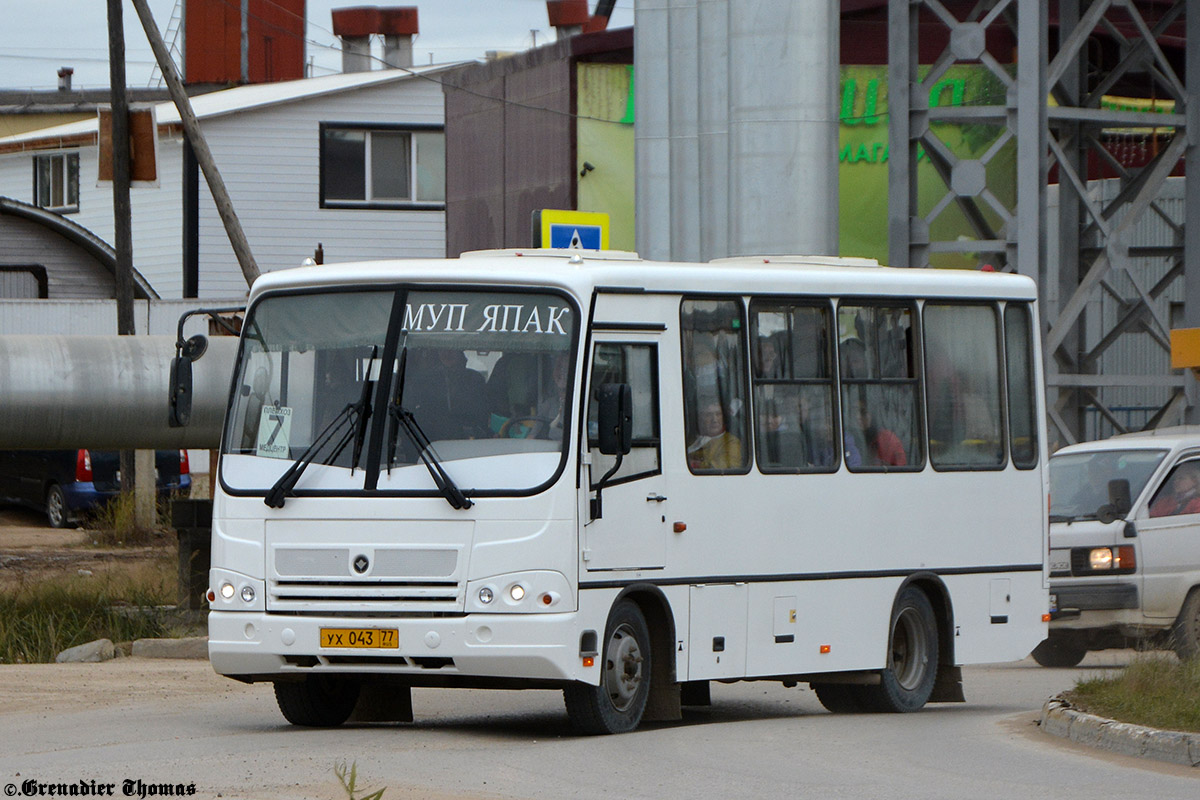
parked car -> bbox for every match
[0,449,190,528]
[1039,426,1200,666]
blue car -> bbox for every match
[0,449,191,528]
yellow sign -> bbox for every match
[535,209,610,250]
[1170,328,1200,369]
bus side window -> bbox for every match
[587,343,660,486]
[838,303,922,471]
[924,303,1004,470]
[681,299,750,474]
[750,301,837,473]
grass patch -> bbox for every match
[1066,655,1200,733]
[0,559,176,664]
[335,761,386,800]
[84,491,176,546]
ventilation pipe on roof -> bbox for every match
[332,7,419,72]
[57,67,74,91]
[546,0,588,40]
[380,8,419,69]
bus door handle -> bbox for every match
[646,493,667,503]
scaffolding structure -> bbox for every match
[886,0,1198,446]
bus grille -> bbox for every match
[268,545,463,614]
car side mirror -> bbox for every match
[595,383,632,456]
[1108,479,1131,516]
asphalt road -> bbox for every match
[0,650,1196,800]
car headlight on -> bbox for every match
[1083,545,1136,573]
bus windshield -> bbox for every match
[1048,448,1166,521]
[222,287,577,496]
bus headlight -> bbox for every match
[240,585,256,603]
[466,571,572,613]
[220,582,236,600]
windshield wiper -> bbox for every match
[264,346,377,508]
[388,402,472,510]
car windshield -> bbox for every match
[222,287,577,496]
[1048,448,1167,520]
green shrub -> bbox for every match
[1068,655,1200,733]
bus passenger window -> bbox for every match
[682,299,750,474]
[924,303,1004,470]
[749,301,838,473]
[837,304,921,471]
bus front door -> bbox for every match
[583,336,669,571]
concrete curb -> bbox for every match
[130,636,209,660]
[1040,696,1200,767]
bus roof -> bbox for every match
[247,249,1039,304]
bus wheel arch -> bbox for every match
[564,585,678,734]
[863,580,942,712]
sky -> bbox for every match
[0,1,635,92]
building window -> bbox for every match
[320,124,445,209]
[32,152,79,213]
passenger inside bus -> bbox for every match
[687,400,743,470]
[799,392,861,468]
[856,402,906,467]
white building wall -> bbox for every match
[197,78,447,298]
[0,136,183,304]
[0,74,446,302]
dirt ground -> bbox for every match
[0,504,174,588]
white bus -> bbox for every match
[205,249,1049,734]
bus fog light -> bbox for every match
[219,582,235,600]
[478,587,494,605]
[240,585,256,603]
[509,584,526,602]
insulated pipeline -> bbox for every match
[0,335,237,449]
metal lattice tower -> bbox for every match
[887,0,1197,446]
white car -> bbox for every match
[1040,426,1200,667]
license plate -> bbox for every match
[320,628,399,649]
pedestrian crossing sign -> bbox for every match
[533,209,610,251]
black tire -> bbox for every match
[812,682,868,713]
[1170,590,1200,662]
[563,600,652,735]
[1030,636,1087,668]
[45,484,68,529]
[859,586,939,713]
[274,676,361,727]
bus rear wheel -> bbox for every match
[563,600,651,735]
[860,586,939,713]
[274,676,361,727]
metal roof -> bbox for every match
[0,63,468,148]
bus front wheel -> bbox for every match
[563,600,652,735]
[862,586,939,713]
[274,676,361,727]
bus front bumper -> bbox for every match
[208,610,591,684]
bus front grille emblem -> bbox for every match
[353,555,369,574]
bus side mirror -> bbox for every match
[168,334,208,428]
[595,383,632,456]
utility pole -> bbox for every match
[108,0,154,529]
[130,0,261,288]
